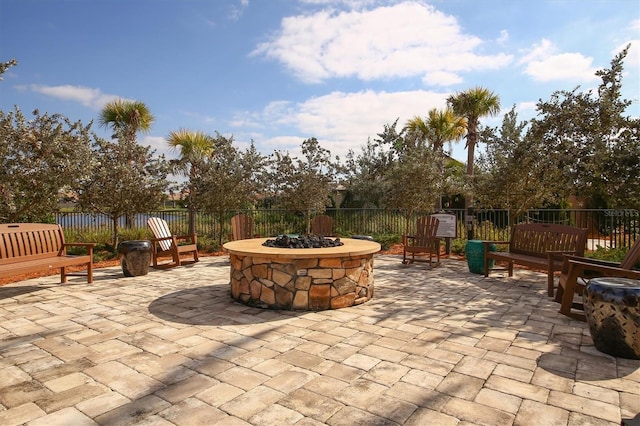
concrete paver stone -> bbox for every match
[0,255,638,425]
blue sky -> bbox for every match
[1,0,638,165]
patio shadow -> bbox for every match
[0,285,45,299]
[148,285,306,326]
[536,348,637,381]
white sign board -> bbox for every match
[430,213,457,238]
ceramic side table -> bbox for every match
[118,240,152,277]
[584,277,640,359]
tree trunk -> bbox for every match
[465,140,475,240]
[405,210,413,237]
[217,210,225,247]
[112,216,120,249]
[188,208,196,236]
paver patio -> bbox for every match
[0,255,638,425]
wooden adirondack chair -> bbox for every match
[402,216,440,267]
[554,238,640,321]
[147,217,199,268]
[231,214,259,240]
[311,215,334,237]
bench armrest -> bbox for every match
[482,241,509,251]
[546,250,577,261]
[61,242,96,257]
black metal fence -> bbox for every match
[55,208,639,250]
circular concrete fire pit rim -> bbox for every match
[223,237,380,259]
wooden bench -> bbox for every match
[482,223,588,297]
[0,223,96,283]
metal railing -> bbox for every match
[55,208,639,250]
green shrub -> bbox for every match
[196,235,220,253]
[450,238,467,255]
[119,228,153,242]
[586,246,624,262]
[369,233,402,251]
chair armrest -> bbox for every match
[562,255,620,267]
[560,254,620,273]
[150,236,174,242]
[402,235,415,245]
[567,259,640,279]
[175,234,197,243]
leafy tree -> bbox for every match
[0,58,18,79]
[603,122,640,210]
[76,129,171,247]
[475,106,565,224]
[447,87,501,238]
[268,138,337,233]
[382,130,443,235]
[0,107,94,222]
[95,99,157,229]
[528,45,639,210]
[193,135,268,245]
[404,108,466,208]
[167,129,214,234]
[343,121,400,208]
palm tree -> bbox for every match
[405,108,467,153]
[167,129,214,235]
[99,99,154,141]
[447,87,501,239]
[98,99,155,229]
[405,108,467,208]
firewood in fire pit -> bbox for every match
[262,234,343,248]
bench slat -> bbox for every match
[0,255,92,278]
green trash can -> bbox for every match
[465,240,496,274]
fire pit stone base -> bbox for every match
[229,253,374,310]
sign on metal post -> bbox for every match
[430,212,457,254]
[431,213,457,238]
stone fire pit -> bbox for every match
[223,237,381,311]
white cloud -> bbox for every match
[422,70,463,86]
[27,84,121,110]
[519,39,598,83]
[517,101,537,112]
[252,2,512,84]
[518,38,556,64]
[228,0,249,21]
[242,89,452,160]
[497,29,509,44]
